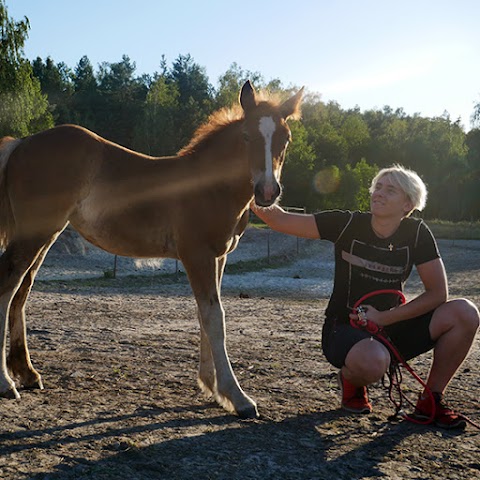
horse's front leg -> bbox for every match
[197,254,228,397]
[197,321,216,397]
[183,253,258,419]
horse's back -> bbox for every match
[4,125,105,238]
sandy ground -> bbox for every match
[0,227,479,480]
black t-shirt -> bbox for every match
[314,210,440,323]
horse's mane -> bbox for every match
[178,91,284,157]
[178,105,244,156]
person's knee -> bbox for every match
[453,298,479,332]
[345,341,390,384]
[432,298,479,339]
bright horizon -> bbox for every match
[7,0,480,131]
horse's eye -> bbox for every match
[242,131,250,142]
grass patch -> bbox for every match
[35,271,189,291]
[427,219,480,240]
[224,253,295,274]
[35,254,296,290]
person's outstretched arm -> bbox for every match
[251,203,320,239]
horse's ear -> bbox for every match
[240,80,257,112]
[280,87,304,120]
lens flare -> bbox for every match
[313,167,340,194]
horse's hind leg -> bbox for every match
[0,237,53,399]
[7,233,61,389]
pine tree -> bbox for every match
[0,0,53,136]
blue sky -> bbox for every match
[8,0,480,131]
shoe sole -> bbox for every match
[435,419,467,430]
[341,404,372,414]
[411,413,467,429]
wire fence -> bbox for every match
[41,212,480,282]
[42,219,311,281]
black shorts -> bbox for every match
[322,311,436,369]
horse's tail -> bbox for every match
[0,136,20,248]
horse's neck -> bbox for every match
[178,131,252,199]
[178,152,252,210]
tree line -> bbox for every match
[2,1,480,221]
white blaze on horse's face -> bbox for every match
[259,116,275,177]
[240,80,302,208]
[251,115,286,207]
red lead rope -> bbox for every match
[351,289,480,429]
[351,289,436,425]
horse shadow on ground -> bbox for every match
[1,402,433,480]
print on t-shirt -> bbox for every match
[343,240,409,311]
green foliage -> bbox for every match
[168,54,214,148]
[281,121,317,209]
[215,63,261,108]
[0,0,29,85]
[349,159,378,211]
[472,98,480,128]
[0,0,53,136]
[133,73,180,155]
[70,55,100,130]
[32,56,74,124]
[133,54,215,154]
[96,55,148,147]
[8,0,479,221]
[340,112,370,163]
[312,165,343,210]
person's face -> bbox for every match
[370,174,413,218]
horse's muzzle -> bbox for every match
[254,181,281,207]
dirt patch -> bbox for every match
[1,232,479,480]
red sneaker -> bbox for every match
[413,392,467,429]
[337,371,372,414]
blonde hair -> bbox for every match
[370,165,428,215]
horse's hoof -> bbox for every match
[1,387,20,400]
[237,405,259,419]
[24,378,44,390]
